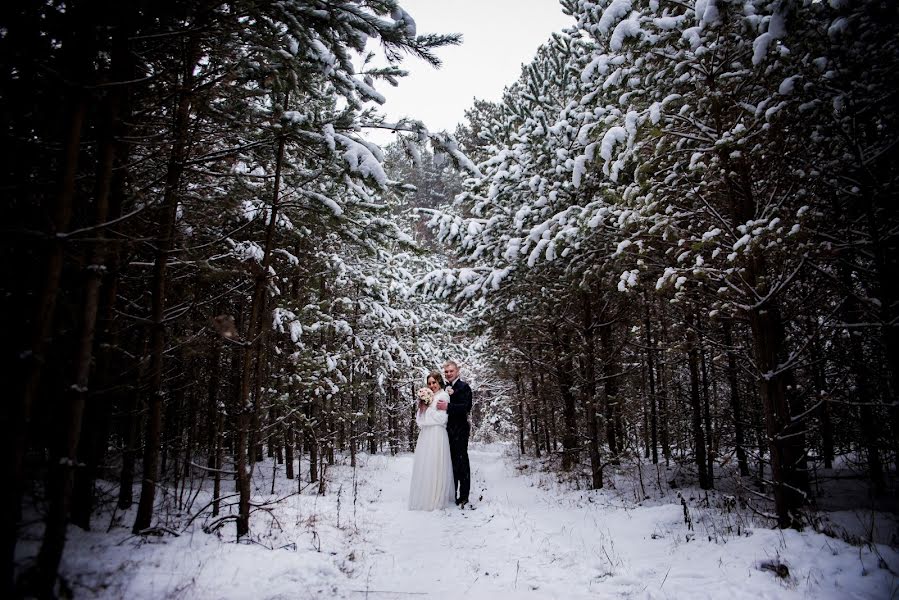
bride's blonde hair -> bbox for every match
[426,370,445,388]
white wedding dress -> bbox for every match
[408,390,455,511]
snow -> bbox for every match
[18,445,897,599]
[286,35,299,56]
[282,110,306,124]
[334,133,389,188]
[654,15,683,30]
[618,269,638,291]
[701,228,722,242]
[599,126,627,163]
[597,0,632,35]
[752,33,774,65]
[614,239,632,256]
[229,239,265,263]
[352,75,386,104]
[390,7,417,37]
[582,53,611,82]
[309,36,336,74]
[610,14,643,52]
[572,154,589,188]
[434,133,482,177]
[778,75,799,95]
[697,0,720,26]
[301,188,344,216]
[827,17,848,38]
[682,26,702,50]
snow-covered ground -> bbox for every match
[16,444,898,599]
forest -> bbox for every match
[3,0,897,598]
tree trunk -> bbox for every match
[748,297,807,528]
[554,331,578,471]
[864,191,899,472]
[179,357,198,509]
[687,313,711,489]
[582,292,603,488]
[811,340,833,469]
[643,293,658,464]
[599,318,620,461]
[514,372,525,455]
[527,351,542,458]
[132,34,201,535]
[36,78,121,579]
[235,91,290,537]
[8,72,89,595]
[723,322,750,476]
[367,391,377,455]
[658,300,670,464]
[698,317,714,488]
[839,264,885,493]
[206,340,222,467]
[539,371,552,455]
[117,342,144,511]
[285,424,295,480]
[69,58,131,530]
[250,306,269,465]
[212,405,224,517]
[308,399,318,484]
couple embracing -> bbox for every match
[408,361,472,511]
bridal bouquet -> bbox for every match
[416,387,434,405]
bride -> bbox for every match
[408,370,455,511]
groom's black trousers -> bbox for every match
[447,422,470,502]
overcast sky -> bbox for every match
[365,0,573,146]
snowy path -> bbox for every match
[345,445,894,600]
[45,444,895,599]
[350,446,618,599]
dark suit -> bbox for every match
[445,379,472,503]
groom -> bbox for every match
[436,361,472,507]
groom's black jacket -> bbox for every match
[446,379,473,428]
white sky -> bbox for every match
[365,0,573,146]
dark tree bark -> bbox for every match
[70,41,132,529]
[539,371,552,455]
[308,397,318,485]
[527,350,542,458]
[132,31,202,535]
[206,340,222,468]
[748,295,808,528]
[554,331,578,471]
[234,91,290,537]
[723,322,750,477]
[643,293,658,465]
[687,313,711,490]
[599,318,620,461]
[839,264,885,493]
[36,78,125,587]
[811,339,834,470]
[698,319,714,488]
[117,344,144,511]
[285,423,295,480]
[367,391,377,455]
[657,301,671,465]
[514,371,526,455]
[8,42,90,592]
[582,292,603,488]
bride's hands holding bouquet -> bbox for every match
[416,387,433,413]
